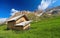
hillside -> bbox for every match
[46,6,60,14]
[0,15,60,38]
[46,6,60,11]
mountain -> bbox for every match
[46,6,60,11]
[45,6,60,15]
[6,6,60,23]
[0,18,7,25]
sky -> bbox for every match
[0,0,60,18]
[0,0,41,18]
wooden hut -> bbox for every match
[7,14,31,30]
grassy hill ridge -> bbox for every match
[0,15,60,38]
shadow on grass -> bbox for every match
[0,35,4,38]
[13,28,31,34]
[4,27,31,34]
[3,27,10,31]
[0,37,4,38]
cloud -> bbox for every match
[11,9,19,16]
[38,0,57,10]
[0,18,7,24]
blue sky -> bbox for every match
[48,0,60,8]
[0,0,60,18]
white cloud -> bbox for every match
[11,9,19,16]
[0,18,7,24]
[38,0,57,10]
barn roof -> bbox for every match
[15,21,31,26]
[7,14,28,21]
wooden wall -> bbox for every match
[7,21,16,29]
[16,17,26,24]
[23,24,30,30]
[14,24,30,30]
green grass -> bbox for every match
[0,16,60,38]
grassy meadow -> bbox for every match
[0,15,60,38]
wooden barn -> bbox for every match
[7,14,31,30]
